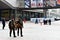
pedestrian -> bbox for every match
[16,17,23,37]
[43,19,45,25]
[40,19,43,25]
[2,18,5,29]
[8,18,16,37]
[49,19,51,25]
[45,20,47,25]
[35,19,38,24]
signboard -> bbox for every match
[36,0,43,7]
[57,0,60,5]
[43,0,56,7]
[24,0,30,8]
[24,0,57,8]
[49,0,56,7]
[31,0,37,8]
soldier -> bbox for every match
[9,18,16,37]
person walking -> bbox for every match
[9,18,16,37]
[49,19,51,25]
[2,18,5,29]
[17,17,23,37]
[35,19,38,24]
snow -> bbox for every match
[0,21,60,40]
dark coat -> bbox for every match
[18,18,23,28]
[35,19,38,24]
[2,19,5,25]
[9,20,15,29]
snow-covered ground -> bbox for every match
[0,21,60,40]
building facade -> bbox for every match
[0,0,51,21]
